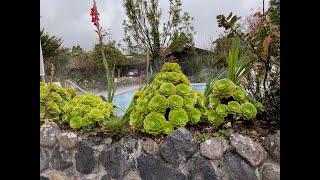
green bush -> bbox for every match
[40,82,77,124]
[205,78,263,125]
[62,93,115,131]
[128,63,204,136]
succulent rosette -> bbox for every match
[148,95,168,113]
[176,83,191,97]
[207,110,224,126]
[216,104,229,117]
[188,108,201,125]
[129,110,143,129]
[159,82,176,96]
[232,86,247,102]
[161,62,182,73]
[228,101,241,114]
[163,122,174,134]
[211,78,236,99]
[169,108,189,127]
[208,95,220,108]
[168,72,181,85]
[143,112,167,136]
[168,94,184,109]
[240,102,257,119]
[184,97,195,110]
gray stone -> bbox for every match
[40,176,49,180]
[123,171,142,180]
[143,139,159,156]
[104,137,113,146]
[263,132,280,162]
[160,128,198,165]
[260,163,280,180]
[57,132,77,150]
[230,133,267,166]
[219,151,258,180]
[137,154,186,180]
[200,137,228,160]
[187,156,218,180]
[40,147,49,172]
[75,141,97,174]
[51,145,73,171]
[48,170,67,180]
[100,138,140,179]
[40,122,60,147]
[101,174,111,180]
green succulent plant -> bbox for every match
[163,122,174,134]
[62,93,115,130]
[184,97,195,110]
[169,108,189,127]
[144,112,167,136]
[188,108,201,125]
[159,82,176,96]
[212,78,236,99]
[161,62,182,73]
[240,102,257,119]
[40,82,77,123]
[168,72,181,85]
[148,95,168,113]
[207,110,224,126]
[129,110,143,129]
[228,101,241,114]
[232,86,247,102]
[176,83,191,97]
[168,94,184,109]
[216,104,229,117]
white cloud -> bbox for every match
[40,0,267,51]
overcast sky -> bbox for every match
[40,0,269,51]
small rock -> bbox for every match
[137,154,186,180]
[143,139,159,156]
[123,171,142,180]
[40,122,60,147]
[40,147,49,172]
[75,141,97,174]
[40,176,49,180]
[48,170,67,180]
[230,133,267,166]
[57,132,77,149]
[160,128,198,165]
[51,145,73,171]
[187,156,219,180]
[263,132,280,162]
[100,138,139,179]
[101,174,112,180]
[104,137,112,146]
[260,163,280,180]
[200,137,228,160]
[219,151,258,180]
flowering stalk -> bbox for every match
[90,0,115,102]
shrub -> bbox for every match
[62,93,115,131]
[205,78,263,125]
[128,63,204,136]
[40,82,77,124]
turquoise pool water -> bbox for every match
[113,83,206,117]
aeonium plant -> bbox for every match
[206,78,263,127]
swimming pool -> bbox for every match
[113,83,206,117]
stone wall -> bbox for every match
[40,122,280,180]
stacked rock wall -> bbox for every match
[40,122,280,180]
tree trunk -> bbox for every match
[150,55,163,73]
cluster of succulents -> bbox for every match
[129,63,206,136]
[40,82,77,124]
[206,78,264,126]
[62,93,115,131]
